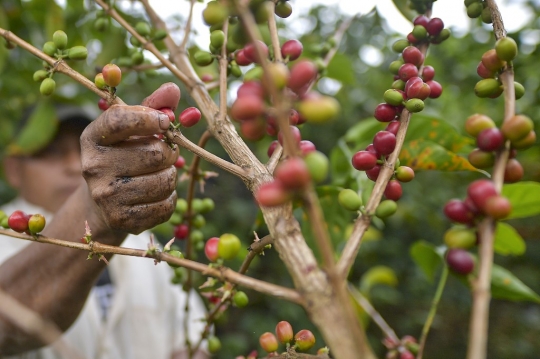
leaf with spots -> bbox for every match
[399,139,478,171]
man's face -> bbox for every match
[5,122,86,213]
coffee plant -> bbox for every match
[1,0,540,358]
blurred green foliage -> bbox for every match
[1,1,540,358]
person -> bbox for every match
[0,83,210,359]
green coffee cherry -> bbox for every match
[495,37,518,62]
[444,226,477,249]
[392,39,409,53]
[210,30,225,49]
[192,214,206,229]
[67,46,88,60]
[130,36,141,47]
[514,82,525,100]
[153,29,168,41]
[229,63,242,77]
[200,198,215,213]
[233,291,249,308]
[40,78,56,96]
[384,89,405,106]
[474,78,502,98]
[43,41,57,57]
[376,200,397,218]
[304,151,329,184]
[466,2,483,18]
[131,51,144,65]
[52,30,68,50]
[338,189,362,212]
[481,7,492,24]
[135,22,151,37]
[193,51,214,66]
[33,70,49,82]
[28,214,46,234]
[94,18,108,32]
[405,98,424,113]
[208,336,222,353]
[166,250,184,268]
[412,25,428,40]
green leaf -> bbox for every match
[359,265,398,294]
[491,263,540,303]
[330,140,354,186]
[410,240,444,282]
[390,0,416,22]
[405,114,475,154]
[502,181,540,219]
[8,101,58,156]
[399,140,478,171]
[344,117,385,147]
[326,52,356,85]
[494,222,526,256]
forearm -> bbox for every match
[0,184,127,354]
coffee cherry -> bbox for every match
[94,73,107,89]
[338,189,362,211]
[297,95,340,123]
[412,25,428,40]
[374,103,398,122]
[275,1,293,18]
[204,237,220,262]
[504,158,524,183]
[294,329,316,351]
[474,78,502,98]
[383,89,406,106]
[514,82,525,99]
[231,95,264,121]
[398,63,419,82]
[98,98,110,112]
[404,76,422,94]
[481,49,505,72]
[8,210,30,233]
[190,229,204,243]
[495,37,518,61]
[384,180,403,201]
[194,51,214,66]
[366,164,381,181]
[468,149,495,169]
[259,332,279,353]
[446,248,475,275]
[467,179,498,212]
[267,140,279,157]
[444,226,477,249]
[511,130,536,150]
[444,199,476,224]
[501,114,534,142]
[481,7,492,24]
[351,151,377,171]
[166,250,184,268]
[288,60,318,95]
[281,39,303,61]
[407,33,419,44]
[395,166,414,182]
[52,30,68,50]
[241,118,266,141]
[233,291,249,308]
[402,46,424,67]
[376,200,398,218]
[67,46,88,60]
[153,29,168,41]
[413,15,429,27]
[134,22,150,37]
[243,40,269,64]
[277,125,301,146]
[208,336,222,353]
[33,70,48,82]
[235,50,252,66]
[421,66,435,81]
[467,2,483,18]
[255,181,291,207]
[299,140,316,155]
[389,60,404,75]
[477,128,504,152]
[392,39,410,53]
[174,224,189,240]
[426,18,444,36]
[28,214,46,234]
[476,61,496,79]
[373,131,396,156]
[385,121,401,136]
[202,1,228,26]
[275,157,311,191]
[405,98,424,113]
[102,64,122,87]
[406,80,431,100]
[465,114,496,137]
[484,195,512,219]
[304,151,329,183]
[237,81,264,99]
[179,107,202,127]
[426,80,443,98]
[275,321,294,344]
[218,233,241,260]
[42,41,57,56]
[400,351,415,359]
[158,107,175,123]
[40,78,56,96]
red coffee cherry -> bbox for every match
[240,118,266,141]
[476,128,504,152]
[237,81,265,98]
[179,107,202,127]
[158,107,176,122]
[98,98,110,111]
[235,50,252,66]
[366,164,381,181]
[274,157,311,191]
[174,224,189,240]
[374,103,398,122]
[255,181,291,207]
[444,199,476,224]
[275,321,294,344]
[204,237,220,262]
[421,66,435,81]
[281,39,303,61]
[287,60,318,95]
[481,49,505,72]
[476,61,496,79]
[267,140,279,157]
[102,63,122,87]
[404,76,423,94]
[467,179,498,212]
[385,120,400,135]
[446,248,475,275]
[174,156,186,169]
[8,210,30,233]
[413,15,430,27]
[231,95,265,121]
[406,80,431,100]
[398,63,419,82]
[384,180,403,201]
[373,131,397,156]
[484,195,512,219]
[259,332,279,353]
[243,40,269,63]
[504,158,524,183]
[426,18,444,36]
[465,114,496,138]
[277,125,301,146]
[299,140,316,155]
[395,166,415,182]
[351,151,377,171]
[426,80,443,98]
[402,46,424,67]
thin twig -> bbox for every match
[0,288,86,359]
[180,0,197,50]
[467,2,514,358]
[267,1,283,63]
[218,21,230,123]
[0,229,303,305]
[417,266,449,359]
[266,144,283,173]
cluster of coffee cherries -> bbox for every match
[383,335,419,359]
[257,321,321,356]
[34,30,88,96]
[474,37,522,99]
[465,0,494,24]
[0,210,46,235]
[169,197,215,251]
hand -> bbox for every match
[81,82,181,234]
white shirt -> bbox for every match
[0,198,208,359]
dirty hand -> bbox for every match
[81,82,180,234]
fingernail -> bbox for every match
[159,113,170,130]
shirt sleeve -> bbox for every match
[171,287,210,354]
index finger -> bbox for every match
[83,105,171,146]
